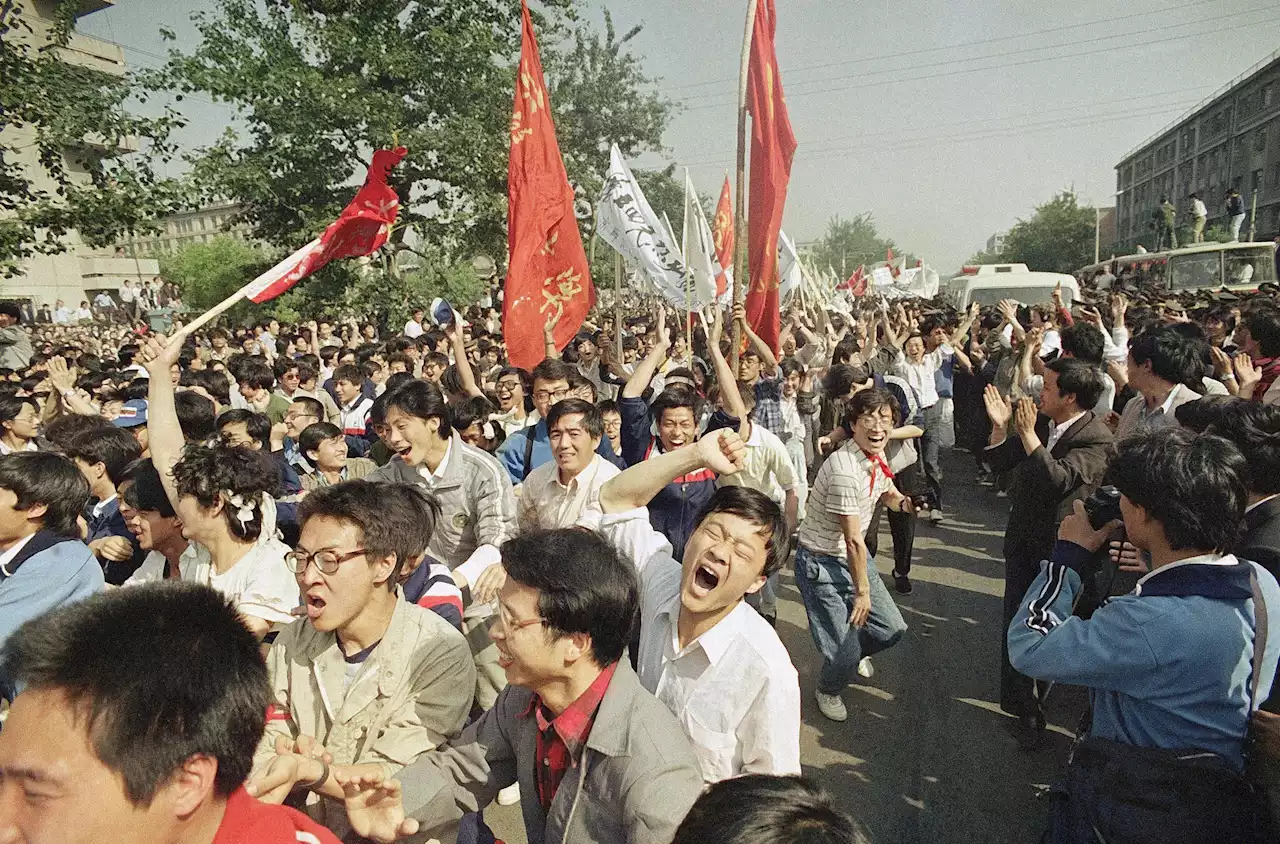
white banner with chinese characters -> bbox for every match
[596,145,704,310]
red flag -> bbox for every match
[744,0,796,355]
[915,258,923,269]
[838,265,867,297]
[503,0,594,370]
[245,147,406,303]
[712,176,734,297]
[886,246,900,280]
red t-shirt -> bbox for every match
[212,786,341,844]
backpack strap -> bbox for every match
[521,426,537,481]
[1249,569,1269,713]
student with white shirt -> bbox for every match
[518,399,619,534]
[140,333,299,641]
[592,426,801,783]
[404,307,426,339]
[1190,192,1208,243]
[0,396,39,456]
[1116,325,1203,438]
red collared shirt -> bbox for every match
[212,786,341,844]
[525,661,618,810]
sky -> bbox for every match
[78,0,1280,272]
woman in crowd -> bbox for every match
[0,396,40,455]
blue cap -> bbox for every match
[112,399,148,428]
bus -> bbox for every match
[1078,241,1278,293]
[942,264,1080,309]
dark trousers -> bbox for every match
[865,460,922,576]
[1001,555,1043,718]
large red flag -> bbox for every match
[503,0,594,370]
[245,147,407,303]
[712,175,734,297]
[744,0,796,355]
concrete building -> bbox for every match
[0,0,159,309]
[986,232,1007,254]
[1115,49,1280,254]
[122,201,253,256]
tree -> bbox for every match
[140,0,677,318]
[992,191,1097,274]
[810,213,908,277]
[158,236,273,324]
[0,0,183,276]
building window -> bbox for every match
[1255,129,1268,153]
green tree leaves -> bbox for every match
[981,191,1097,274]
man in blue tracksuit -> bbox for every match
[1009,428,1280,840]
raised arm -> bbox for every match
[138,334,189,512]
[542,310,561,361]
[622,310,669,400]
[45,357,99,418]
[598,427,745,515]
[448,325,486,399]
[735,302,778,374]
[949,301,980,349]
[705,309,747,426]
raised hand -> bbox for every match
[983,384,1012,429]
[46,356,76,393]
[1013,396,1038,439]
[137,333,183,378]
[695,427,746,476]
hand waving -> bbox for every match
[983,384,1012,429]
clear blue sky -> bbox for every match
[80,0,1280,271]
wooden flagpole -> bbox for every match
[614,252,623,361]
[682,168,693,349]
[730,0,758,374]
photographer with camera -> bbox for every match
[1009,428,1280,844]
[983,357,1113,748]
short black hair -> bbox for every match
[1060,322,1104,364]
[1045,357,1106,411]
[0,395,37,426]
[597,398,620,416]
[42,413,113,450]
[530,358,573,387]
[332,363,362,386]
[823,364,871,401]
[0,303,22,323]
[171,444,281,541]
[695,486,789,578]
[501,528,638,666]
[450,395,497,432]
[298,481,440,590]
[1128,325,1201,387]
[298,421,343,466]
[651,384,702,425]
[1108,428,1246,554]
[672,775,867,844]
[1245,307,1280,358]
[217,409,271,449]
[384,379,451,439]
[2,582,268,805]
[846,386,900,428]
[547,397,604,439]
[236,359,275,392]
[831,335,859,366]
[64,425,143,487]
[287,395,325,424]
[0,452,90,537]
[1197,399,1280,496]
[119,459,176,518]
[175,391,217,443]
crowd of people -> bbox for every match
[0,271,1278,843]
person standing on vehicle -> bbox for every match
[1190,193,1208,244]
[1227,187,1247,242]
[1158,196,1178,250]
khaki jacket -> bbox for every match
[255,596,475,838]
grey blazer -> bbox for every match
[398,659,704,844]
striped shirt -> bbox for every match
[798,444,894,558]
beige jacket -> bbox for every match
[255,596,476,838]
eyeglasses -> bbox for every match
[533,388,570,404]
[496,380,522,392]
[284,412,318,422]
[285,547,366,575]
[497,608,546,635]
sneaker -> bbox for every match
[815,690,848,722]
[893,572,913,594]
[928,509,944,525]
[996,489,1008,499]
[497,783,521,805]
[976,471,994,487]
[857,656,875,678]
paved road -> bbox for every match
[487,449,1081,844]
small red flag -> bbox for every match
[886,246,900,280]
[745,0,796,355]
[245,147,406,303]
[503,0,594,370]
[712,176,734,297]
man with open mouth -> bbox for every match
[590,426,802,783]
[796,387,916,723]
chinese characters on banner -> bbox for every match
[503,0,594,370]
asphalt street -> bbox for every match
[486,448,1081,844]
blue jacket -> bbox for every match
[85,497,145,586]
[497,418,622,485]
[1009,541,1280,771]
[0,531,104,698]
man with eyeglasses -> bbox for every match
[497,358,620,487]
[277,396,326,470]
[245,480,474,840]
[490,367,530,436]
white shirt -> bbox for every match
[403,319,424,338]
[1247,495,1280,515]
[53,307,72,324]
[0,534,37,577]
[416,437,453,488]
[0,439,37,456]
[118,286,135,303]
[1192,198,1208,218]
[74,307,92,321]
[179,538,299,626]
[799,444,894,557]
[518,453,619,534]
[91,494,118,520]
[1045,411,1087,452]
[491,406,534,437]
[590,507,801,783]
[891,350,940,408]
[124,550,171,586]
[716,424,795,506]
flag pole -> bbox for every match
[178,237,321,338]
[614,252,623,361]
[731,0,758,373]
[682,168,693,348]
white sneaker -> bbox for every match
[857,656,874,678]
[497,783,521,805]
[928,509,944,524]
[815,690,848,722]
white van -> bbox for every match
[943,264,1080,309]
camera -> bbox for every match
[909,489,939,512]
[1083,485,1122,531]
